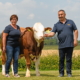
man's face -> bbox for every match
[58,11,66,21]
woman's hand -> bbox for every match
[3,46,6,53]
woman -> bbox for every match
[3,14,21,77]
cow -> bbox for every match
[1,22,52,77]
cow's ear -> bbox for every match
[44,27,52,31]
[25,27,33,32]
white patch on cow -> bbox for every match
[37,42,40,47]
[2,65,5,75]
[35,56,40,76]
[11,64,14,75]
[36,40,40,47]
[33,22,44,42]
[25,68,30,77]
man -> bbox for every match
[44,10,78,77]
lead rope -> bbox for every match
[20,30,27,37]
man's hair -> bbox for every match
[58,9,66,14]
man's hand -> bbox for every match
[44,34,49,37]
[74,40,78,47]
[44,32,55,37]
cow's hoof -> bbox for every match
[2,73,5,75]
[12,73,14,76]
[36,74,40,76]
[25,75,30,77]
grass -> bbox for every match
[0,70,80,80]
[43,45,80,50]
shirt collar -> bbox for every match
[58,19,68,24]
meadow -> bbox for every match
[0,70,80,80]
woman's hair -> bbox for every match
[10,14,18,21]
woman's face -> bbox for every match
[10,18,18,25]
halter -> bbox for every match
[20,29,31,37]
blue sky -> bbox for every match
[0,0,80,39]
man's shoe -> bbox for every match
[58,74,64,77]
[67,74,72,77]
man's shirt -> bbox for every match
[52,19,77,49]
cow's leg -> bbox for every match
[24,49,31,77]
[2,64,5,75]
[2,53,6,75]
[25,58,31,77]
[35,56,40,76]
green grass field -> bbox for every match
[43,45,80,50]
[0,70,80,80]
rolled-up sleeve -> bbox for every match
[52,24,57,33]
[72,21,77,30]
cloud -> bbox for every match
[53,0,80,11]
[27,13,35,19]
[0,2,17,16]
[0,0,36,16]
[40,2,48,8]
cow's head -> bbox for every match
[25,22,52,47]
[33,22,52,41]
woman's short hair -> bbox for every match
[10,14,18,21]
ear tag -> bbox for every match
[46,30,50,33]
[28,29,31,31]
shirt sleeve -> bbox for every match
[52,24,57,33]
[72,20,77,30]
[4,26,10,33]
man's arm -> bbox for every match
[74,30,78,47]
[44,32,56,37]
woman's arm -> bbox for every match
[2,33,8,53]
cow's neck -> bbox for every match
[35,39,41,47]
[36,40,40,47]
[36,39,44,47]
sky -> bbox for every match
[0,0,80,39]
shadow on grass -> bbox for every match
[72,74,80,77]
[18,73,80,78]
[17,71,80,78]
[19,73,55,77]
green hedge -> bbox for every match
[0,55,80,71]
